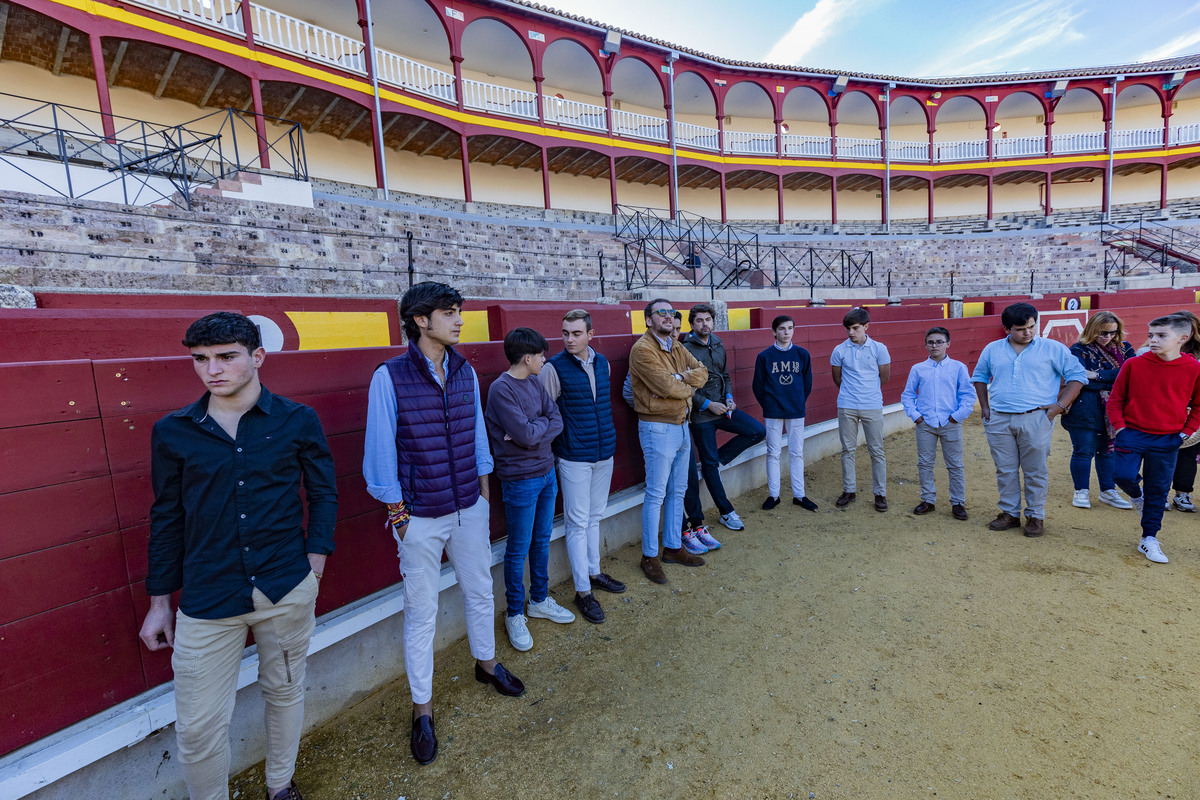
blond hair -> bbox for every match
[1078,311,1125,346]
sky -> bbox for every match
[541,0,1200,77]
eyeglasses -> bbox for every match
[650,309,676,318]
[925,340,948,347]
[1097,329,1119,338]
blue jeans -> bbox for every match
[501,468,558,617]
[1067,426,1115,492]
[638,420,690,556]
[684,409,766,526]
[1113,428,1179,538]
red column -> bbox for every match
[775,118,783,159]
[719,170,727,223]
[1161,162,1169,210]
[534,75,545,125]
[88,33,116,141]
[777,172,785,224]
[829,120,837,159]
[986,174,994,221]
[717,113,725,154]
[927,178,934,224]
[540,146,551,209]
[830,174,838,224]
[1044,172,1053,216]
[1162,110,1172,149]
[249,77,271,170]
[608,154,618,212]
[927,126,936,162]
[452,56,465,112]
[240,1,255,46]
[1044,113,1054,156]
[603,90,614,136]
[460,133,472,202]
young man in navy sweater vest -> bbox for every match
[752,315,818,512]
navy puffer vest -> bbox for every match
[383,346,480,518]
[549,350,616,463]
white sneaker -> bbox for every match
[506,614,533,651]
[1173,492,1197,512]
[1098,489,1133,509]
[1138,536,1169,563]
[527,596,576,624]
[1132,496,1144,513]
[718,511,745,531]
[1072,489,1091,508]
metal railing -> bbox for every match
[615,204,873,295]
[1100,215,1200,285]
[462,80,538,120]
[0,93,306,210]
[375,51,456,104]
[544,96,607,132]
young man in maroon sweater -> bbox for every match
[1107,313,1200,564]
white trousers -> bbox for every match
[557,457,614,593]
[394,498,495,704]
[765,417,805,499]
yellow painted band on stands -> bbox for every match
[459,310,489,343]
[285,311,390,349]
[727,307,750,330]
[57,0,1200,172]
[963,302,985,317]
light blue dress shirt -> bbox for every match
[901,356,976,427]
[830,336,891,410]
[970,336,1088,413]
[363,350,493,505]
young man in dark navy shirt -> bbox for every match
[139,312,337,800]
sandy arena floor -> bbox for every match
[233,416,1200,800]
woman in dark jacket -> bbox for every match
[1063,311,1135,509]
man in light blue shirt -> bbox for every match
[831,307,891,511]
[972,302,1086,538]
[901,326,976,520]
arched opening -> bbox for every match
[610,56,666,142]
[1051,88,1104,154]
[1115,83,1165,149]
[888,96,927,161]
[994,92,1045,157]
[373,0,452,69]
[723,81,775,154]
[1171,78,1200,142]
[1049,166,1104,212]
[546,145,613,214]
[460,18,536,119]
[933,96,986,162]
[385,114,466,200]
[993,169,1050,217]
[1112,161,1164,208]
[932,173,989,222]
[837,171,884,221]
[465,132,546,208]
[1167,155,1200,205]
[673,71,718,151]
[834,91,880,158]
[781,87,830,157]
[541,38,605,131]
[889,174,927,221]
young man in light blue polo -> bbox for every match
[831,307,891,512]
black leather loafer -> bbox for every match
[411,714,437,765]
[475,661,525,697]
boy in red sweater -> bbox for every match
[1107,313,1200,563]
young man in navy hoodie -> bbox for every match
[1107,313,1200,564]
[753,314,818,511]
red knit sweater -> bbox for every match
[1107,352,1200,435]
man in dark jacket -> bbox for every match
[681,304,766,545]
[364,282,524,766]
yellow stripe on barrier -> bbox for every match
[963,302,986,317]
[727,308,751,330]
[284,311,390,350]
[460,310,491,343]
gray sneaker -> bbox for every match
[718,511,745,531]
[527,596,576,624]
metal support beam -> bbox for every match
[279,87,306,120]
[51,27,70,76]
[339,109,368,140]
[155,51,181,98]
[309,97,340,132]
[107,41,127,86]
[199,66,225,107]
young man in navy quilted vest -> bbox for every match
[364,282,525,766]
[539,309,627,625]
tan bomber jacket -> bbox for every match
[628,330,708,424]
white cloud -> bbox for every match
[916,0,1086,76]
[1138,27,1200,63]
[765,0,863,65]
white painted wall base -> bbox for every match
[8,405,910,800]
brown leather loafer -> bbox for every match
[835,491,857,507]
[410,714,437,765]
[475,661,525,696]
[268,781,305,800]
[874,495,888,512]
[640,555,667,584]
[1023,516,1044,537]
[662,547,705,567]
[951,504,968,521]
[912,501,936,515]
[987,512,1022,531]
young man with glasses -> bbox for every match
[628,298,708,584]
[900,326,976,520]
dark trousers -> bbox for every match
[683,409,766,526]
[1113,428,1180,538]
[1067,426,1115,492]
[1172,441,1200,493]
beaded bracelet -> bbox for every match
[386,502,411,529]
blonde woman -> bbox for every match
[1063,311,1135,509]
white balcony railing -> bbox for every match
[673,121,719,151]
[724,129,776,155]
[837,137,881,159]
[993,135,1045,158]
[1113,127,1163,150]
[782,134,832,157]
[461,80,538,120]
[887,139,929,161]
[1171,122,1200,146]
[375,51,455,104]
[253,5,365,74]
[1052,130,1105,154]
[543,96,608,132]
[933,138,987,162]
[612,109,668,142]
[124,0,245,36]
